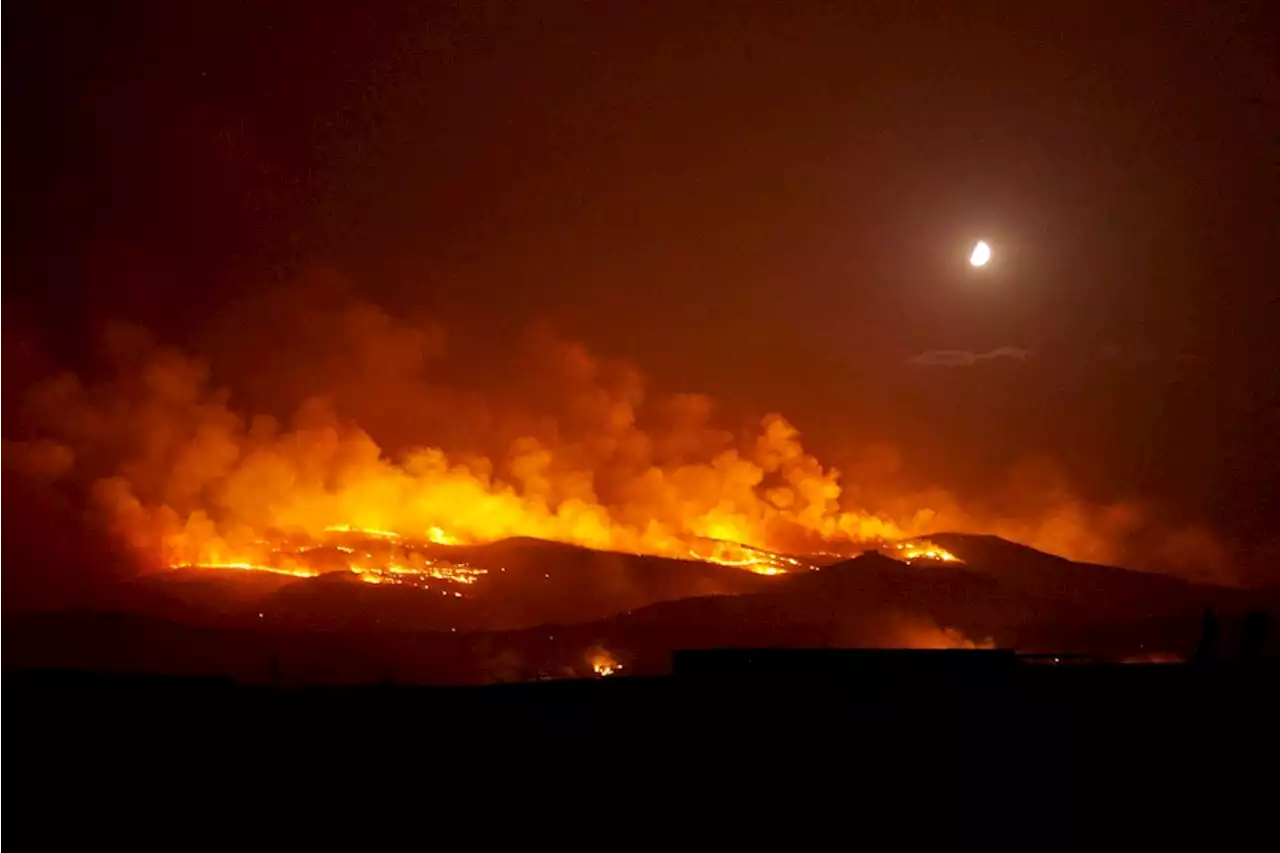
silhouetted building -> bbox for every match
[1195,609,1220,662]
[1239,611,1270,660]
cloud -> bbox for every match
[906,346,1029,367]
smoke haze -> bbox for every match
[3,273,1246,614]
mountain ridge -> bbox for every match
[5,533,1274,684]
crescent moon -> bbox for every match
[969,240,992,267]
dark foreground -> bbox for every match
[9,651,1277,752]
[7,651,1277,845]
[12,648,1278,713]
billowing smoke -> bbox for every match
[2,275,1239,608]
[876,614,995,651]
[829,446,1234,583]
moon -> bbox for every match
[969,240,992,267]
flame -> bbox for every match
[886,540,961,564]
[688,537,805,575]
[17,324,935,578]
[180,526,487,589]
[175,523,802,590]
[588,648,622,677]
[176,561,320,579]
[427,526,463,546]
[7,295,1196,593]
[324,524,400,540]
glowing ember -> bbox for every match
[172,518,815,589]
[178,526,487,589]
[687,538,806,575]
[886,540,961,564]
[427,526,463,546]
[176,561,320,579]
[324,524,401,540]
[588,648,623,677]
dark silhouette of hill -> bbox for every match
[922,532,1271,621]
[5,534,1275,684]
[96,537,774,633]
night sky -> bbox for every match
[6,1,1278,549]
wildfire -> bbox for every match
[588,648,623,677]
[688,538,807,575]
[29,325,949,583]
[18,305,1135,596]
[177,527,488,589]
[324,524,402,540]
[173,523,811,590]
[885,540,961,564]
[322,524,466,546]
[177,561,320,579]
[427,526,463,546]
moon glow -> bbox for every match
[969,240,992,267]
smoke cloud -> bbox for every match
[2,275,1242,607]
[906,347,1030,367]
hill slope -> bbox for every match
[7,533,1275,683]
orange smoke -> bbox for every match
[5,329,918,575]
[586,646,623,677]
[1,282,1233,586]
[889,621,995,651]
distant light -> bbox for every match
[969,240,992,267]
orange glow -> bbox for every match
[9,314,1177,590]
[886,540,961,563]
[180,527,487,588]
[687,537,805,575]
[176,561,320,579]
[427,526,463,545]
[324,524,401,540]
[588,648,622,677]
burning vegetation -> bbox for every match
[1,282,1229,602]
[173,525,489,590]
[885,540,960,564]
[587,647,623,677]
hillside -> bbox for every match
[5,534,1274,684]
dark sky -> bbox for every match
[6,0,1278,542]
